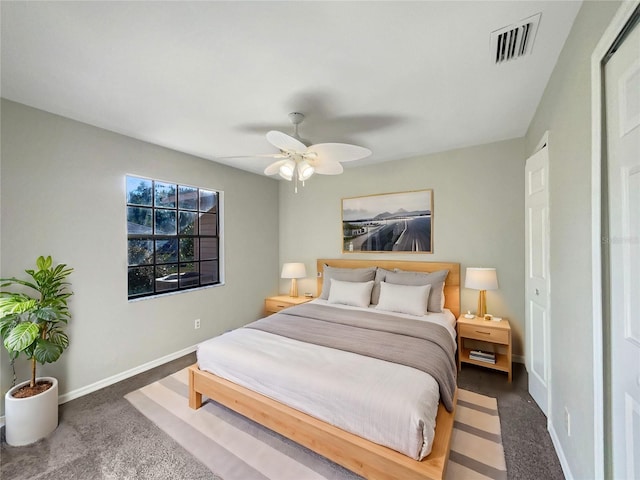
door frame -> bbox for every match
[590,2,639,478]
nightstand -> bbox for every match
[457,315,512,382]
[264,295,314,315]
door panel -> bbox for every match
[530,302,547,384]
[623,167,640,345]
[529,204,546,279]
[625,394,640,479]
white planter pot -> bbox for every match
[4,377,59,446]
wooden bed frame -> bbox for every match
[189,259,460,480]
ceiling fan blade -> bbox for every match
[264,159,288,176]
[218,154,285,160]
[266,130,307,152]
[310,160,344,175]
[307,143,371,163]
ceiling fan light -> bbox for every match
[297,161,314,181]
[278,160,295,181]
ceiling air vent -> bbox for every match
[491,13,541,64]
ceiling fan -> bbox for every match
[245,112,372,192]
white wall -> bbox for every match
[0,100,280,414]
[525,2,621,478]
[278,138,526,356]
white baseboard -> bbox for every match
[548,421,574,480]
[57,344,197,405]
[1,345,197,429]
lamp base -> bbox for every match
[477,290,487,318]
[289,278,298,298]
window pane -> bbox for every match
[155,182,177,208]
[126,176,221,300]
[127,207,153,234]
[155,264,179,292]
[199,212,217,235]
[200,261,218,285]
[126,176,152,206]
[128,239,153,265]
[200,189,216,212]
[200,237,218,260]
[156,239,178,264]
[128,266,154,296]
[155,209,176,235]
[180,238,198,262]
[178,185,198,210]
[179,211,198,235]
[179,263,200,288]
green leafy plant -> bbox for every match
[0,256,73,391]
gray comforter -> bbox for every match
[246,303,457,411]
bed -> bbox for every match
[189,259,460,480]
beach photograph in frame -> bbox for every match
[342,189,433,253]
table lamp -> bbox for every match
[281,262,306,297]
[464,267,499,318]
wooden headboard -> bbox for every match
[317,259,460,318]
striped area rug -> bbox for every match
[126,368,507,480]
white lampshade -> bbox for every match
[464,268,498,290]
[281,262,306,279]
[278,160,295,181]
[297,161,315,181]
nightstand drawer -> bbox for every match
[265,299,292,313]
[458,323,509,344]
[264,295,314,316]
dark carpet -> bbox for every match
[458,363,565,480]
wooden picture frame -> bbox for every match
[342,189,433,253]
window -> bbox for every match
[126,175,221,299]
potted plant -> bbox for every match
[0,255,73,446]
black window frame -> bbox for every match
[126,175,221,300]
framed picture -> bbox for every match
[342,189,433,253]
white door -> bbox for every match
[605,18,640,480]
[525,143,550,415]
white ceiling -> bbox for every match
[1,1,581,176]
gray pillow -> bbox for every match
[385,269,449,313]
[370,268,394,305]
[320,265,377,300]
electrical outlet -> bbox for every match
[564,407,571,436]
[194,319,201,329]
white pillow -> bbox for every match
[386,269,448,313]
[375,281,432,316]
[327,279,374,308]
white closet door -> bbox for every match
[525,143,550,415]
[605,17,640,480]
